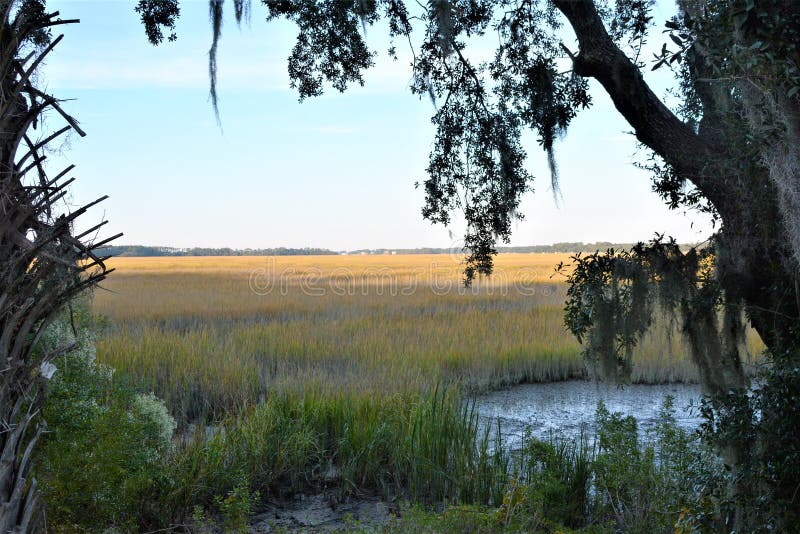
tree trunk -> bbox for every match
[553,0,800,361]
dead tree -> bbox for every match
[0,3,119,531]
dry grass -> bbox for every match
[92,254,751,421]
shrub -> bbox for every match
[215,473,259,533]
[698,347,800,531]
[514,432,593,529]
[480,397,717,533]
[35,313,176,531]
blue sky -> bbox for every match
[44,0,711,250]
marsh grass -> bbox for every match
[92,254,744,422]
[153,389,712,532]
[43,255,757,530]
[42,294,720,532]
[383,397,717,533]
[151,387,514,525]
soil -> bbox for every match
[249,493,396,533]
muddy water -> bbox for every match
[476,381,703,450]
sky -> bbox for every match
[42,0,712,251]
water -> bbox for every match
[476,381,703,450]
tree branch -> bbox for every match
[552,0,727,212]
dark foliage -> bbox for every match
[136,0,180,45]
[699,349,800,530]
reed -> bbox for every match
[92,254,760,421]
[160,387,511,518]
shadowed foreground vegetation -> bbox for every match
[39,327,720,532]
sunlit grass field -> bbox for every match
[90,253,739,422]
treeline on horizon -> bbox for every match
[350,242,640,255]
[98,242,692,257]
[99,246,340,257]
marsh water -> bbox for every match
[476,381,703,450]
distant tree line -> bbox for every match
[100,245,339,257]
[499,243,637,254]
[100,242,696,257]
[348,242,695,255]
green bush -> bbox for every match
[697,347,800,531]
[473,397,717,533]
[36,314,176,531]
[216,473,259,533]
[590,399,719,533]
[510,432,592,529]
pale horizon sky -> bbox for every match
[42,0,712,251]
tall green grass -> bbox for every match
[149,390,715,532]
[154,387,512,524]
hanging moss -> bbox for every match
[561,237,747,394]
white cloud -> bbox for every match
[46,56,205,90]
[44,49,418,97]
[44,53,294,91]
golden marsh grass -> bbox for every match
[92,254,756,420]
